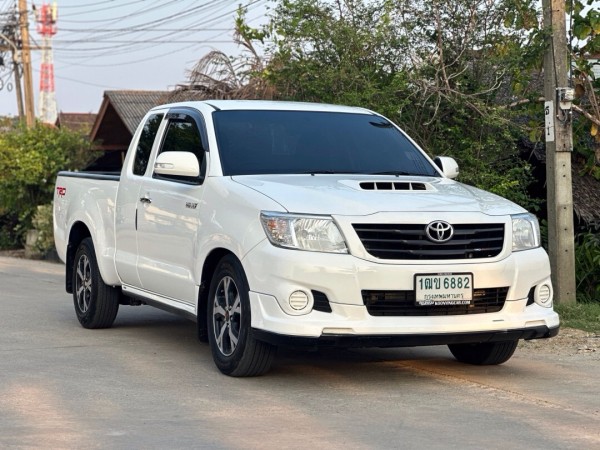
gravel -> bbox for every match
[519,327,600,357]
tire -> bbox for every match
[72,237,119,329]
[448,340,519,365]
[207,255,276,377]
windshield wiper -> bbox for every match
[303,170,362,175]
[368,170,417,176]
[369,121,394,128]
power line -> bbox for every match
[60,27,231,32]
[58,0,118,9]
[33,65,125,89]
[53,10,265,69]
[57,0,236,46]
[59,0,227,24]
[53,0,265,60]
[2,0,269,115]
[60,0,154,18]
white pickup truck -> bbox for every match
[54,100,559,376]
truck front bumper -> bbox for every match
[243,241,560,341]
[251,325,559,349]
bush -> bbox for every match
[31,203,55,255]
[0,123,92,249]
[575,229,600,303]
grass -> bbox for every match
[555,302,600,334]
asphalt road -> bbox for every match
[0,256,598,450]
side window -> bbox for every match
[133,113,164,176]
[155,114,206,184]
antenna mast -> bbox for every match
[36,1,58,124]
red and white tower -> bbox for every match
[36,2,58,124]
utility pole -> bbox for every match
[18,0,35,126]
[542,0,576,304]
[0,32,25,121]
[12,48,25,120]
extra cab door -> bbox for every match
[115,111,167,287]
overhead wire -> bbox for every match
[59,0,124,10]
[59,0,148,18]
[55,0,237,51]
[2,0,270,112]
[53,0,265,62]
[54,10,267,69]
[33,65,126,89]
[0,0,13,14]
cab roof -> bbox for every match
[152,99,375,115]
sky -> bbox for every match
[0,0,270,117]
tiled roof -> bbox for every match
[55,112,97,134]
[104,90,168,134]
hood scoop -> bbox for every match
[359,181,431,191]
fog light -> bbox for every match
[535,283,552,307]
[289,291,309,310]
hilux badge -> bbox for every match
[425,221,453,243]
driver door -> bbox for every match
[135,109,208,305]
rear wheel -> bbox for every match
[207,255,275,377]
[448,340,519,365]
[73,237,119,329]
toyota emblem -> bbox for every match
[425,221,454,243]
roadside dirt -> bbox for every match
[0,249,26,258]
[519,326,600,357]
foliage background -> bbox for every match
[232,0,600,301]
[0,124,92,250]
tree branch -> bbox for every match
[573,104,600,127]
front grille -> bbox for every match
[352,223,504,260]
[362,287,509,316]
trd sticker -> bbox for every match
[56,186,66,197]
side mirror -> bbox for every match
[154,151,200,178]
[434,156,459,179]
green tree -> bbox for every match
[0,123,93,248]
[570,0,600,176]
[262,0,409,118]
[239,0,541,209]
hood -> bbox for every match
[232,175,525,216]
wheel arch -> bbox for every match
[65,221,91,293]
[197,247,238,341]
[66,220,119,294]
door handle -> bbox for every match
[139,196,152,204]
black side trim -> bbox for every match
[122,291,197,323]
[251,325,559,350]
[58,171,120,181]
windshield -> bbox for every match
[213,110,439,177]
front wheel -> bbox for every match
[72,237,119,329]
[207,255,275,377]
[448,340,519,365]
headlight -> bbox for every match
[260,212,348,253]
[512,213,541,252]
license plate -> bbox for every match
[415,273,473,306]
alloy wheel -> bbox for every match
[75,254,92,313]
[212,276,242,356]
